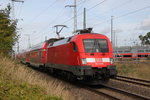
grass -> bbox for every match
[3,53,149,100]
[0,54,73,100]
[116,62,150,80]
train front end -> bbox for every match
[73,33,117,80]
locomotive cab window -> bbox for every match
[83,39,109,53]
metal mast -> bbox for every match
[111,16,113,47]
[66,0,77,33]
[11,0,15,20]
[25,34,31,48]
[11,0,24,20]
[11,0,24,54]
[74,0,77,33]
[83,8,86,29]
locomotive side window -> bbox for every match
[72,42,78,52]
[83,39,108,53]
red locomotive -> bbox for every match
[46,33,117,80]
[17,30,117,82]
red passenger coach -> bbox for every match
[27,42,48,67]
[46,33,117,80]
[23,39,59,67]
[17,51,29,64]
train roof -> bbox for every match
[29,38,63,51]
[30,42,46,51]
[72,33,108,40]
[48,33,109,48]
[81,33,106,36]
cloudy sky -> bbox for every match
[0,0,150,52]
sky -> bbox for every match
[0,0,150,52]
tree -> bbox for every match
[139,32,150,45]
[0,5,17,55]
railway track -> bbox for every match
[85,87,120,100]
[115,75,150,87]
[115,61,150,64]
[85,84,150,100]
[85,82,150,100]
[84,76,150,100]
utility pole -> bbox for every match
[45,36,47,41]
[17,41,19,53]
[116,34,118,61]
[11,0,24,55]
[65,0,77,33]
[111,16,113,47]
[17,34,21,53]
[54,25,67,39]
[25,34,31,48]
[83,8,86,29]
[74,0,77,33]
[11,0,24,20]
[114,30,116,52]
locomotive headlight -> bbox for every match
[81,58,87,64]
[110,58,114,64]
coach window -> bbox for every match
[138,50,144,52]
[123,55,132,57]
[72,42,78,52]
[118,51,123,53]
[125,50,130,53]
[146,50,150,52]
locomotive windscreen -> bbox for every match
[83,39,109,53]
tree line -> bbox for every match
[139,32,150,45]
[0,5,17,55]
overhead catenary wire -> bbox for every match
[27,0,58,24]
[77,0,88,12]
[61,0,107,25]
[114,5,150,20]
[24,0,60,37]
[87,0,132,21]
[18,0,59,48]
[25,1,150,46]
[29,0,108,44]
[33,0,107,42]
[17,3,23,19]
[30,7,66,41]
[92,5,150,27]
[15,2,21,16]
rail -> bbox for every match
[115,75,150,87]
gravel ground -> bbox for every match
[63,84,109,100]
